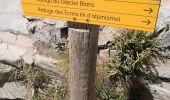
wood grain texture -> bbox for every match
[69,24,99,100]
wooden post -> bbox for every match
[68,22,99,100]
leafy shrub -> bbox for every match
[6,64,50,100]
[35,49,69,100]
[96,66,125,100]
[106,30,163,99]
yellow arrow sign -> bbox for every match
[21,0,161,32]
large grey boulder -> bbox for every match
[0,30,59,99]
[154,59,170,79]
[0,31,35,64]
[156,6,170,58]
[0,82,28,99]
[0,0,67,38]
[98,27,121,45]
[156,6,170,31]
[150,84,170,100]
[147,14,170,99]
[0,0,29,34]
[156,6,170,39]
[0,31,58,71]
[0,64,14,75]
[28,19,67,48]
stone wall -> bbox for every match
[0,0,67,99]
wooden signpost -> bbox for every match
[68,22,99,100]
[21,0,161,100]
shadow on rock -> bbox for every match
[128,80,153,100]
[0,98,24,100]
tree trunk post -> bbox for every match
[68,22,99,100]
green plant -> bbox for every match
[6,64,50,100]
[96,66,125,100]
[55,39,68,53]
[56,50,69,100]
[56,81,69,100]
[5,69,23,82]
[31,86,57,100]
[23,64,49,88]
[30,47,69,100]
[106,30,162,99]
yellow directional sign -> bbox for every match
[21,0,161,32]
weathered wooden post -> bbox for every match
[68,22,99,100]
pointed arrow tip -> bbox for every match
[144,8,153,14]
[142,19,151,25]
[149,8,153,14]
[147,19,151,25]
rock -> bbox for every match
[55,20,67,28]
[0,32,16,44]
[0,31,33,48]
[0,82,28,99]
[98,49,116,59]
[0,64,13,73]
[97,49,116,65]
[42,19,67,28]
[34,54,59,74]
[42,19,57,25]
[0,31,36,64]
[22,48,36,64]
[15,35,33,48]
[161,82,170,90]
[0,0,67,47]
[0,0,29,34]
[156,5,170,58]
[150,84,170,100]
[154,60,170,79]
[158,25,170,45]
[28,20,62,48]
[0,43,27,61]
[0,43,35,63]
[98,27,121,45]
[34,54,58,64]
[156,6,170,31]
[34,41,57,58]
[0,31,59,71]
[27,20,44,34]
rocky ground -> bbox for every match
[0,0,170,100]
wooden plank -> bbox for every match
[21,0,161,32]
[22,0,160,17]
[21,3,158,32]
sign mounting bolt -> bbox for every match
[86,19,90,23]
[73,18,77,21]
